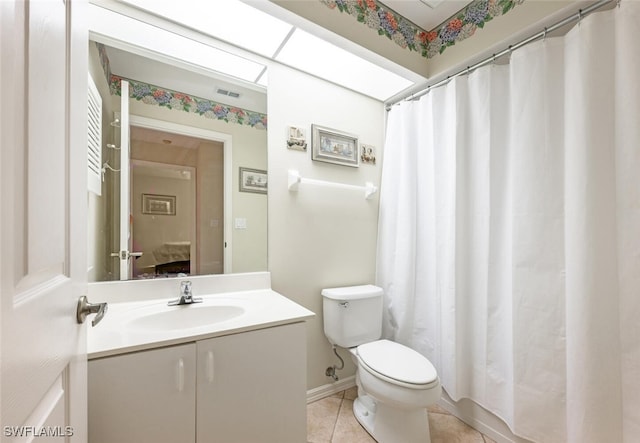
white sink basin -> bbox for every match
[128,304,245,331]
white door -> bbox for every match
[110,80,139,280]
[1,0,90,440]
[117,81,133,280]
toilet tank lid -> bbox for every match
[321,285,383,300]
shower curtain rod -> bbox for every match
[386,0,616,110]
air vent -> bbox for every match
[216,87,241,99]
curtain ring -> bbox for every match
[466,66,471,76]
[492,53,497,65]
[617,0,621,8]
[578,9,582,26]
[543,27,548,42]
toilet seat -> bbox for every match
[357,340,439,389]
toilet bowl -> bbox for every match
[322,285,441,443]
[349,340,441,443]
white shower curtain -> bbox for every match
[377,3,640,442]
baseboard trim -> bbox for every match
[306,375,356,404]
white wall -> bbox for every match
[268,63,385,389]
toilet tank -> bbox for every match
[322,285,383,348]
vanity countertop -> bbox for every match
[88,288,315,359]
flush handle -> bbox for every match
[339,301,349,308]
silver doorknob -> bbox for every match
[76,296,108,327]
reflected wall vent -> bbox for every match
[216,88,241,99]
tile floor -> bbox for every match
[307,387,497,443]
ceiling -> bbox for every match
[131,126,206,150]
[103,45,269,114]
[92,0,590,105]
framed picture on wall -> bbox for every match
[142,194,176,215]
[311,124,359,167]
[239,167,268,194]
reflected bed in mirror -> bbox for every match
[87,40,268,282]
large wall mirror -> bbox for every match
[87,5,269,282]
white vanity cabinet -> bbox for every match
[196,322,307,443]
[88,322,307,443]
[88,343,197,443]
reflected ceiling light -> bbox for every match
[121,0,294,57]
[89,4,266,83]
[275,28,414,101]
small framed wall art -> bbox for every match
[239,167,268,194]
[360,144,376,165]
[311,124,359,167]
[287,126,307,151]
[142,194,176,216]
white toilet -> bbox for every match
[322,285,441,443]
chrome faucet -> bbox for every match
[168,281,203,306]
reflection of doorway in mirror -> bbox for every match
[132,160,195,277]
[130,126,225,278]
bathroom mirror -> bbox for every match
[87,36,268,282]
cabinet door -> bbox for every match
[89,343,197,443]
[196,323,307,443]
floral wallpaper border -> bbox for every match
[95,43,267,130]
[110,76,267,130]
[320,0,525,59]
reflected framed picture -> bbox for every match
[239,167,268,194]
[311,124,359,167]
[142,194,176,215]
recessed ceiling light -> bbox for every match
[276,29,413,101]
